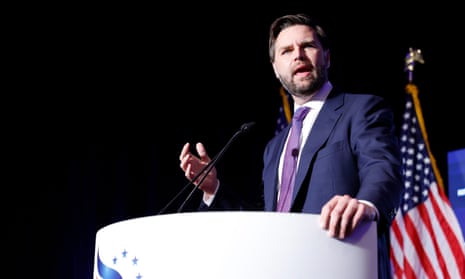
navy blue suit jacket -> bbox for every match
[202,88,403,279]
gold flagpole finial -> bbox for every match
[405,48,424,83]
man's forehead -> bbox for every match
[276,25,317,47]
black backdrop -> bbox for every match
[10,3,464,278]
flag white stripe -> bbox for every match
[390,217,403,278]
[391,184,465,278]
[403,211,432,278]
[428,183,465,278]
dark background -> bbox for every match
[10,3,464,278]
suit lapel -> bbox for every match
[291,91,344,204]
[263,125,290,211]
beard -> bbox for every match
[279,63,328,98]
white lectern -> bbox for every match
[94,211,377,279]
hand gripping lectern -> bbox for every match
[93,211,377,279]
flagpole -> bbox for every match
[279,86,292,124]
[404,48,445,190]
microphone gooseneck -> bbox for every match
[157,121,256,215]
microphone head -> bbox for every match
[240,122,256,133]
[291,148,299,157]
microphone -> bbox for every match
[157,121,256,215]
[291,148,299,157]
[239,121,255,133]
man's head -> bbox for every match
[269,14,331,100]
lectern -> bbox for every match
[94,211,377,279]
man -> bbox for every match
[179,13,403,279]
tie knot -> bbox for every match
[293,107,310,122]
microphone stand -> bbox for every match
[157,122,255,215]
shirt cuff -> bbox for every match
[358,200,379,221]
[202,180,220,206]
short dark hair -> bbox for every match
[268,13,330,62]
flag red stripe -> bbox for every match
[403,257,416,279]
[404,212,438,279]
[428,187,455,278]
[389,219,403,278]
[420,195,451,278]
[391,218,402,247]
[389,242,403,278]
[430,186,465,276]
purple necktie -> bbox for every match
[277,106,310,212]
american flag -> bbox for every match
[389,84,465,278]
[275,86,292,135]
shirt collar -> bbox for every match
[294,81,332,112]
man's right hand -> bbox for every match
[179,142,219,196]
